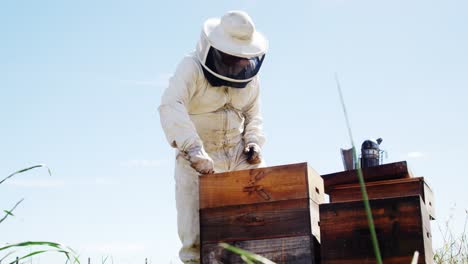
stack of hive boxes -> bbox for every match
[199,163,325,264]
[320,161,435,264]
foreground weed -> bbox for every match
[335,74,383,264]
[0,165,80,264]
[434,210,468,263]
[219,243,275,264]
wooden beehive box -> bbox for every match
[199,162,324,264]
[320,196,433,264]
[321,161,412,193]
[327,177,435,220]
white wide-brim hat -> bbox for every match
[202,11,268,58]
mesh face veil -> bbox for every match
[206,47,264,81]
[196,32,265,88]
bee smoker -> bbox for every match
[360,138,383,168]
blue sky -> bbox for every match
[1,0,467,263]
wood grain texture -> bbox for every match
[320,196,433,264]
[328,177,435,220]
[201,235,320,264]
[199,162,324,209]
[321,161,412,193]
[200,198,320,243]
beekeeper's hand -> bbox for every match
[244,143,262,165]
[187,146,215,174]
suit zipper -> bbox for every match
[223,87,231,170]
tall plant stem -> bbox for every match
[335,74,383,264]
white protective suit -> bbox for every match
[158,11,268,264]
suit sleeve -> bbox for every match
[242,77,266,148]
[158,57,203,152]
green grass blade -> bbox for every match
[0,199,24,224]
[0,250,15,262]
[411,251,419,264]
[219,243,276,264]
[0,164,52,185]
[240,255,255,264]
[335,74,383,264]
[0,244,80,264]
[335,74,356,147]
[0,241,62,251]
[10,250,48,263]
[354,152,383,264]
[3,210,14,216]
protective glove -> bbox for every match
[244,143,262,165]
[187,146,215,174]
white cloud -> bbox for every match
[121,159,168,168]
[407,152,425,158]
[5,179,65,188]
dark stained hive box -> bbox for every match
[321,161,412,193]
[319,196,433,264]
[202,236,319,264]
[327,177,435,220]
[199,162,324,264]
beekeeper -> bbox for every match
[158,10,268,263]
